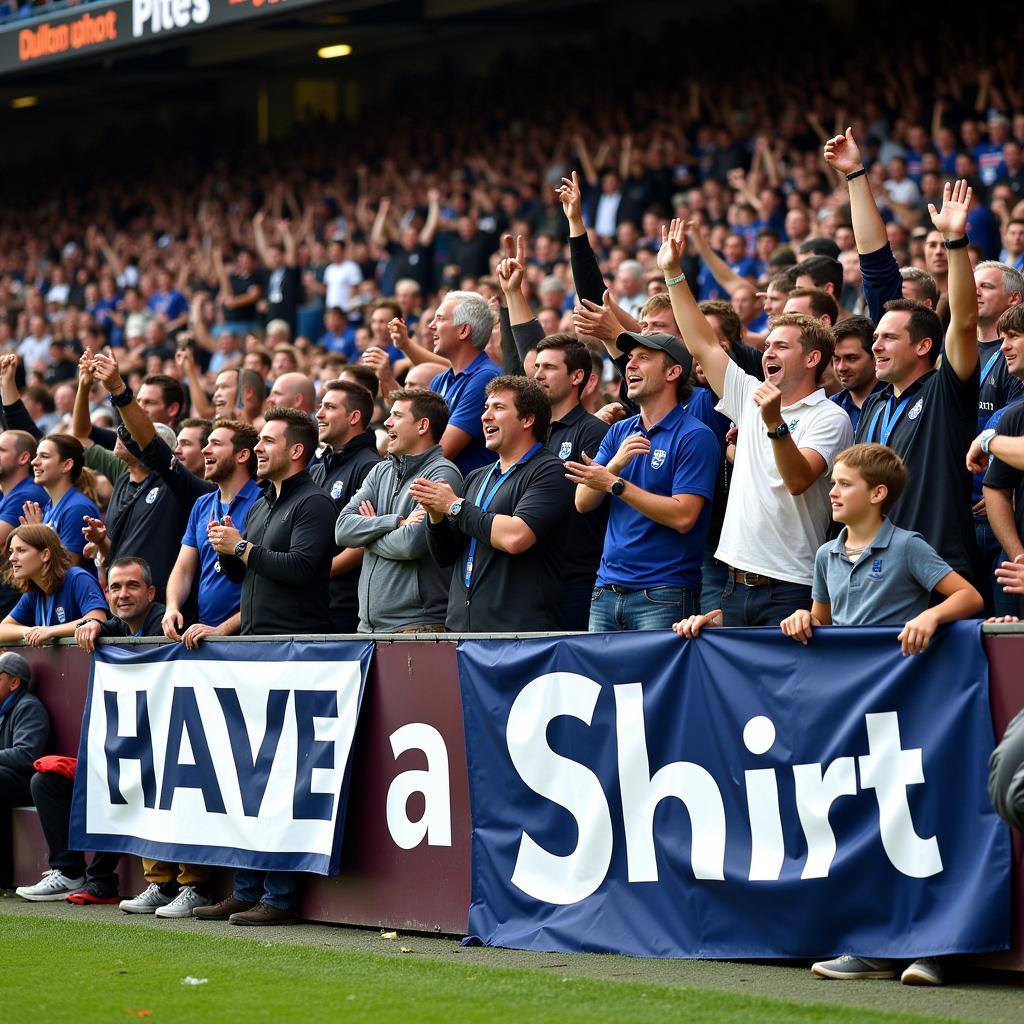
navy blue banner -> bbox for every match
[457,624,1010,958]
[71,641,372,876]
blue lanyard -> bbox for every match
[867,394,913,446]
[981,350,1001,385]
[463,443,542,590]
[41,590,56,627]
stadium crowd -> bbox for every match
[2,3,1024,984]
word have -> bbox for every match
[132,0,210,38]
[104,685,337,820]
[507,673,942,906]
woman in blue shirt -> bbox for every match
[23,434,101,569]
[0,525,107,646]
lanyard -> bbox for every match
[42,590,57,627]
[867,394,913,447]
[463,443,542,590]
[980,350,1001,385]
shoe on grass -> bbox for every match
[66,880,120,905]
[119,883,176,914]
[192,896,257,920]
[229,902,296,926]
[811,955,898,979]
[901,958,944,986]
[16,869,85,902]
[154,885,212,918]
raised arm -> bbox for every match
[371,197,395,247]
[660,220,731,397]
[419,188,441,247]
[930,180,979,381]
[686,220,748,297]
[496,235,533,326]
[823,128,888,254]
[71,357,97,446]
[91,352,156,449]
[252,210,272,265]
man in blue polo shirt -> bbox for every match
[427,290,500,475]
[162,419,262,648]
[567,332,721,631]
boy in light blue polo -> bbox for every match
[778,443,983,987]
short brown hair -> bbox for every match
[388,388,450,442]
[535,334,593,397]
[641,292,675,322]
[339,363,379,398]
[2,429,38,459]
[263,406,319,464]
[372,298,402,320]
[880,299,943,365]
[179,417,212,448]
[323,380,374,429]
[211,417,259,478]
[834,443,908,514]
[997,302,1024,338]
[767,312,835,382]
[699,300,742,347]
[786,286,839,325]
[484,375,551,442]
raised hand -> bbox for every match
[496,234,526,294]
[656,219,687,273]
[387,317,411,350]
[556,172,583,224]
[929,179,972,238]
[823,127,863,175]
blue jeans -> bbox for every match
[720,574,811,627]
[976,518,1019,617]
[589,585,697,632]
[700,553,729,615]
[233,869,299,910]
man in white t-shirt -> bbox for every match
[658,219,853,627]
[323,239,362,313]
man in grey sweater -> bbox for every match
[335,388,462,632]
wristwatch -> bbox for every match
[980,428,998,455]
[233,540,248,558]
[610,478,626,497]
[766,422,790,441]
[109,386,133,408]
[446,499,464,520]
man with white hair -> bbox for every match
[614,259,646,319]
[427,291,501,474]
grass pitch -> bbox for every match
[0,913,995,1024]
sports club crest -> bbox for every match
[558,441,573,460]
[145,487,159,505]
[56,606,66,623]
[908,399,924,420]
[651,449,667,469]
[331,480,344,500]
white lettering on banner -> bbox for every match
[507,674,942,905]
[131,0,209,39]
[86,658,362,859]
[386,723,452,849]
[507,672,614,906]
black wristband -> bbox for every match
[846,168,867,182]
[944,235,970,250]
[109,386,133,408]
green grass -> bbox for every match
[0,914,979,1024]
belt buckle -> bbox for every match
[741,572,759,587]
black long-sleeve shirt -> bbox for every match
[221,469,337,635]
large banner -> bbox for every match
[71,640,372,876]
[457,624,1011,959]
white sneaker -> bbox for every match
[154,885,212,918]
[901,957,944,986]
[16,869,85,902]
[119,883,174,914]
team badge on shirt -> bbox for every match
[908,399,923,420]
[869,559,884,579]
[558,441,573,460]
[651,449,667,469]
[56,606,65,623]
[145,487,159,505]
[331,481,344,500]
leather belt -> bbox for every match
[727,567,772,587]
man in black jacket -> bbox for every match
[310,380,380,632]
[209,406,337,638]
[74,556,165,649]
[413,376,573,631]
[200,407,336,927]
[0,651,49,890]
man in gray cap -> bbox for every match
[0,651,49,890]
[566,332,722,631]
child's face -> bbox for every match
[829,461,883,524]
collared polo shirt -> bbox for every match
[430,351,501,475]
[181,478,264,626]
[856,356,979,578]
[813,519,952,625]
[830,380,886,433]
[9,567,107,626]
[594,404,720,591]
[44,486,101,575]
[0,476,48,528]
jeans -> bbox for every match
[720,575,812,627]
[700,554,729,614]
[233,869,299,910]
[589,585,697,632]
[976,518,1019,617]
